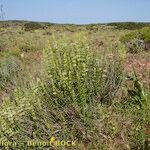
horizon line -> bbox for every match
[0,19,150,25]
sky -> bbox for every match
[0,0,150,24]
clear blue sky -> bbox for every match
[1,0,150,24]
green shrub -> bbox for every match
[108,22,150,30]
[120,27,150,53]
[120,32,139,43]
[18,30,25,35]
[139,27,150,42]
[121,27,150,43]
[19,40,35,52]
[127,72,148,107]
[24,22,46,31]
[126,82,150,149]
[42,35,124,107]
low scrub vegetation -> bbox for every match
[108,22,150,30]
[43,36,124,106]
[24,22,47,31]
[0,30,48,57]
[0,21,150,149]
[121,27,150,43]
[120,27,150,53]
[0,34,149,149]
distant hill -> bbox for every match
[0,20,150,30]
[0,20,56,28]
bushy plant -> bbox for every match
[121,27,150,43]
[42,35,124,108]
[120,32,139,43]
[19,40,35,52]
[127,71,148,107]
[120,27,150,53]
[140,27,150,42]
[24,22,46,31]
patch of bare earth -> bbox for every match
[0,89,10,105]
[20,51,43,62]
[125,52,150,88]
